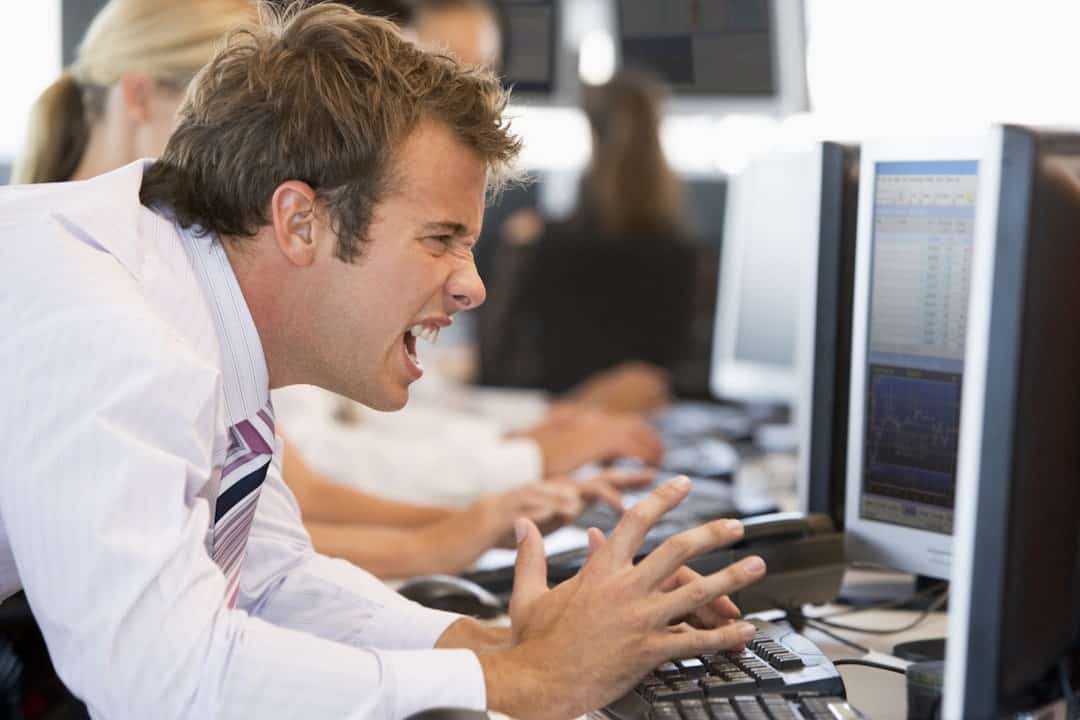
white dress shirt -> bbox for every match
[0,162,486,718]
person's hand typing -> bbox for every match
[477,476,766,719]
[473,483,585,548]
[547,467,655,514]
[518,409,665,476]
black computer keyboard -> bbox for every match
[599,693,864,720]
[597,619,853,720]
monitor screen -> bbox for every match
[710,144,822,406]
[614,0,807,114]
[501,0,556,94]
[859,160,977,536]
[618,0,774,95]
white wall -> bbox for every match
[512,0,1080,176]
[0,0,62,164]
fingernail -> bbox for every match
[743,556,766,574]
[514,518,527,545]
[739,623,757,640]
[723,519,744,534]
[669,475,691,490]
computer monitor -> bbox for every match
[796,143,860,528]
[843,135,989,581]
[500,0,557,96]
[709,144,823,409]
[944,125,1080,718]
[614,0,807,115]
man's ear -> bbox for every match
[270,181,321,268]
[117,72,153,125]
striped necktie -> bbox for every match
[212,400,275,607]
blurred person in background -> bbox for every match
[480,70,701,411]
[12,0,256,186]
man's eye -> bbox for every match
[422,235,452,254]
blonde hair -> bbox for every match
[11,0,257,185]
[140,2,521,262]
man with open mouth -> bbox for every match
[0,4,766,718]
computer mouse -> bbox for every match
[397,574,505,619]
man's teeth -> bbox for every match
[408,325,439,344]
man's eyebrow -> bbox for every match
[420,221,469,236]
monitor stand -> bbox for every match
[836,572,948,662]
[893,638,945,663]
[837,571,947,610]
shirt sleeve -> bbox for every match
[0,305,485,719]
[274,387,544,506]
[238,444,486,708]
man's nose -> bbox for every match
[447,261,487,312]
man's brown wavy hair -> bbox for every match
[140,1,520,261]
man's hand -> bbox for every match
[518,408,665,476]
[477,476,767,719]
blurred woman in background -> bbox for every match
[12,0,256,185]
[480,69,701,410]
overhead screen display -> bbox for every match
[501,0,555,93]
[861,160,978,535]
[617,0,775,96]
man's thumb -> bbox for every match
[509,518,547,618]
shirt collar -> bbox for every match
[175,222,270,426]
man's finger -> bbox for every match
[661,556,766,623]
[604,475,692,563]
[635,518,745,589]
[586,527,605,559]
[509,519,548,619]
[659,566,742,627]
[661,621,758,660]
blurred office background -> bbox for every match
[4,0,1080,400]
[5,0,1080,183]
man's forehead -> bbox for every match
[389,125,487,224]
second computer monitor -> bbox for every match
[843,134,991,581]
[710,143,824,409]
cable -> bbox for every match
[831,658,908,676]
[802,618,870,655]
[813,589,949,635]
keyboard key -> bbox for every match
[761,696,798,720]
[652,684,703,702]
[676,657,707,676]
[701,673,757,696]
[656,661,680,678]
[706,698,740,720]
[648,701,680,720]
[753,669,785,690]
[774,654,804,671]
[708,664,743,677]
[675,698,711,720]
[732,696,769,720]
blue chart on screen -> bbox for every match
[865,366,959,513]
